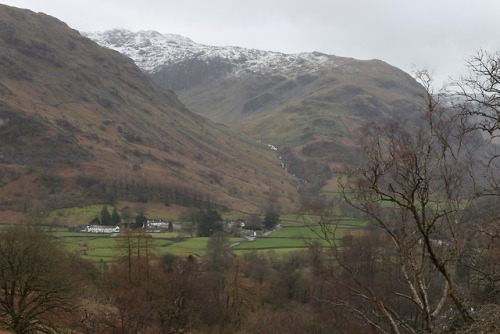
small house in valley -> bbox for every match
[84,225,121,234]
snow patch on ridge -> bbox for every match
[83,29,338,78]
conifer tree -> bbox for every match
[111,207,121,225]
[100,205,111,226]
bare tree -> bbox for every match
[0,227,77,333]
[105,229,158,333]
[311,71,479,333]
[454,49,500,195]
[455,49,500,140]
[205,231,232,270]
[452,51,500,320]
[114,229,155,284]
[153,255,202,333]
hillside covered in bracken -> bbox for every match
[0,5,297,221]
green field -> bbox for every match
[279,214,365,226]
[272,226,341,238]
[233,225,346,250]
[155,237,245,256]
[235,238,318,249]
[232,248,306,256]
[55,231,97,237]
[57,233,249,260]
[49,205,104,220]
[155,237,209,256]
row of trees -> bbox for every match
[101,173,215,207]
[90,205,147,230]
[75,171,216,208]
[94,205,121,225]
[179,207,281,237]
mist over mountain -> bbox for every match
[0,6,297,219]
[87,29,426,201]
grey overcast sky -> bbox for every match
[2,0,499,86]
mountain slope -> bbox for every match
[87,29,426,201]
[0,5,297,218]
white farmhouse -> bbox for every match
[84,225,120,234]
[147,219,170,228]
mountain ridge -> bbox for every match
[84,29,346,92]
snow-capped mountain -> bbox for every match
[84,29,338,79]
[83,28,422,130]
